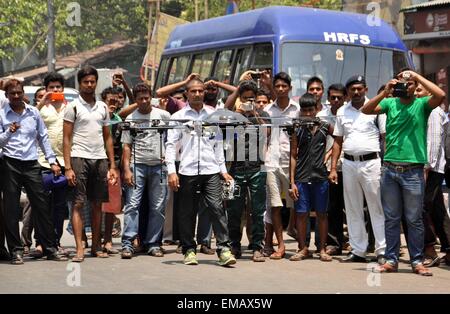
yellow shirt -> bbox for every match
[38,104,66,168]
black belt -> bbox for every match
[344,152,378,162]
[384,161,424,173]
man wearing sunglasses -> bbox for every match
[317,84,346,256]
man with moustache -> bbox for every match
[329,75,386,265]
[0,79,67,264]
[166,78,236,266]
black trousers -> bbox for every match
[327,171,345,248]
[0,158,6,251]
[423,171,450,252]
[2,157,57,255]
[178,173,230,255]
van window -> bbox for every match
[252,43,273,70]
[167,55,190,84]
[233,47,252,84]
[214,50,234,84]
[155,57,169,89]
[192,52,215,79]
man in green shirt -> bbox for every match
[362,69,445,276]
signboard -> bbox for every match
[143,13,188,79]
[404,7,450,39]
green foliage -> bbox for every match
[180,0,343,21]
[0,0,342,60]
[0,0,149,60]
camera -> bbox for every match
[222,180,241,200]
[240,100,254,112]
[250,71,263,80]
[392,82,408,98]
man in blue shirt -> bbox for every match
[0,79,68,264]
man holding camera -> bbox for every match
[362,69,445,276]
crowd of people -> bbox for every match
[0,64,449,277]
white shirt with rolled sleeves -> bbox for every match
[263,99,299,169]
[63,96,110,159]
[165,104,227,176]
[333,99,386,155]
[427,106,448,174]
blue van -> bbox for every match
[155,6,411,98]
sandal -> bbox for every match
[325,245,342,256]
[412,263,433,276]
[103,244,119,255]
[373,262,398,273]
[289,250,312,261]
[262,246,275,257]
[269,249,285,260]
[90,250,109,258]
[319,252,333,262]
[71,255,85,263]
[148,248,164,257]
[423,255,441,267]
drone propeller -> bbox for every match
[203,108,250,126]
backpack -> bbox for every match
[444,122,450,187]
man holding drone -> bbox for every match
[166,78,237,267]
[120,83,171,259]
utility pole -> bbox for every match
[47,0,56,72]
[151,0,160,86]
[195,0,199,21]
[145,0,154,84]
[204,0,208,19]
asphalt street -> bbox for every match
[0,217,449,294]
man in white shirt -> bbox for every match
[63,66,118,262]
[329,75,386,264]
[166,78,236,267]
[418,84,450,266]
[264,72,299,259]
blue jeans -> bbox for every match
[381,166,425,266]
[122,164,168,252]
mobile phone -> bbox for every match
[151,98,160,108]
[50,92,64,102]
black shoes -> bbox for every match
[376,254,386,265]
[46,252,69,261]
[200,245,215,255]
[11,252,24,265]
[340,252,368,263]
[231,247,242,259]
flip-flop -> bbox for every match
[319,252,333,262]
[269,250,285,260]
[424,255,441,267]
[90,251,109,258]
[71,255,85,263]
[289,250,312,261]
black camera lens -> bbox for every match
[392,82,408,98]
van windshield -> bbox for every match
[281,42,409,99]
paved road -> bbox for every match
[0,219,449,294]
